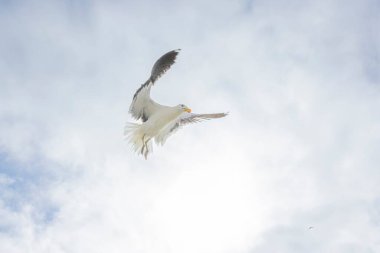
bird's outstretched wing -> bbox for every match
[155,112,228,145]
[150,49,180,83]
[129,49,181,122]
[179,113,228,125]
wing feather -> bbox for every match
[150,49,180,83]
[179,113,228,125]
[128,81,164,122]
[155,112,228,145]
[129,49,180,122]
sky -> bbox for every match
[0,0,380,252]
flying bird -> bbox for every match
[125,49,227,159]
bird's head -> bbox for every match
[178,104,191,113]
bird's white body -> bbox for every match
[126,49,227,159]
[142,106,182,137]
[125,105,184,157]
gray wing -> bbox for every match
[175,113,228,136]
[129,49,181,122]
[155,112,228,145]
[150,49,181,83]
[179,113,228,125]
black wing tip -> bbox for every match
[167,48,181,58]
[217,112,229,117]
[216,112,229,119]
[150,49,181,83]
[164,48,181,55]
[164,49,181,58]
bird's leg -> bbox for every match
[141,135,146,156]
[143,138,152,160]
[144,149,148,160]
[144,138,151,148]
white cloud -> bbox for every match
[0,0,380,252]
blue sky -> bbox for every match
[0,0,380,252]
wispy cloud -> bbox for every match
[0,0,379,252]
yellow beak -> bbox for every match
[185,108,192,113]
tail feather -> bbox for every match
[124,123,153,159]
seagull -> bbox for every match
[125,49,227,159]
